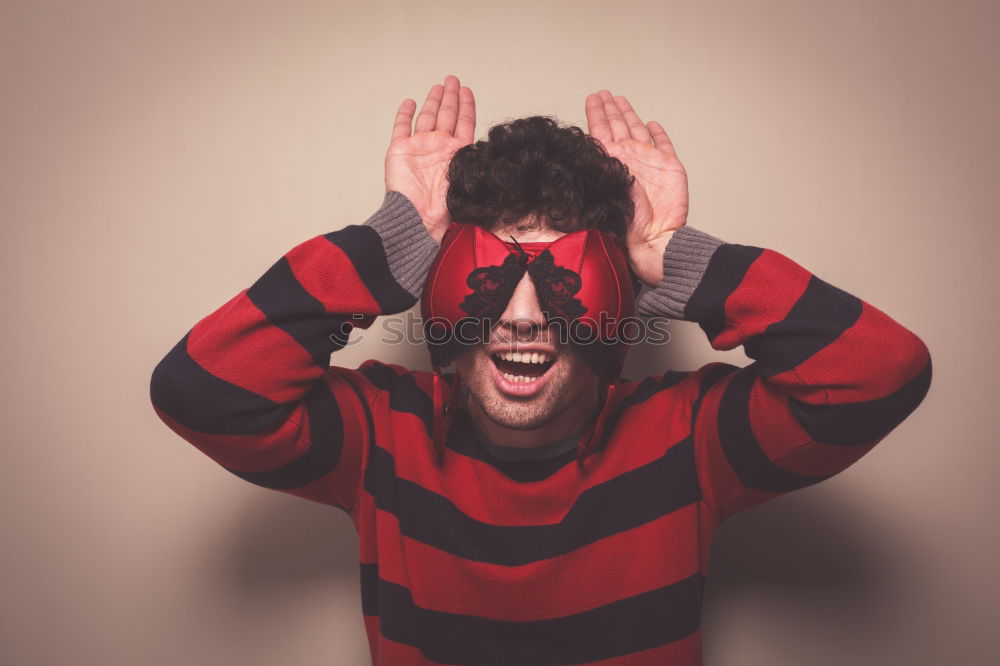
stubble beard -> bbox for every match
[459,348,585,431]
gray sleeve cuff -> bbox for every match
[636,226,726,319]
[363,191,440,298]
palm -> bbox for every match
[586,91,690,286]
[385,131,468,238]
[603,140,688,250]
[385,76,476,243]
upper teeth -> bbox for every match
[496,351,551,364]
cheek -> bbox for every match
[454,348,487,386]
[561,353,597,385]
[453,355,472,382]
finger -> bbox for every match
[647,121,679,158]
[455,85,476,142]
[414,83,444,133]
[615,95,651,143]
[391,99,416,140]
[585,93,613,144]
[600,90,630,142]
[436,74,460,135]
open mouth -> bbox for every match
[490,350,556,384]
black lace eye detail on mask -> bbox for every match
[526,249,587,323]
[459,253,526,321]
[441,244,625,381]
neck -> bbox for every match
[464,382,602,449]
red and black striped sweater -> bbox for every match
[150,192,932,665]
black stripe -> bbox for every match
[150,332,293,435]
[744,274,863,378]
[324,225,416,314]
[365,564,702,665]
[225,379,345,490]
[690,363,736,429]
[718,366,832,492]
[246,256,353,365]
[365,437,700,566]
[789,357,932,446]
[443,409,579,482]
[358,363,434,437]
[685,244,763,341]
[336,371,378,516]
[688,364,737,515]
[360,562,379,616]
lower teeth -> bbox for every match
[502,373,537,383]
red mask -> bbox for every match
[420,223,637,381]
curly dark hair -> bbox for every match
[445,116,634,241]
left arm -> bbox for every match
[642,224,931,521]
[586,92,933,521]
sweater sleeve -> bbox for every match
[637,226,933,523]
[149,191,438,515]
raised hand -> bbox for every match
[585,91,689,287]
[385,75,476,243]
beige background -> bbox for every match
[2,0,997,664]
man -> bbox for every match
[150,75,932,665]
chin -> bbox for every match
[457,347,590,431]
[475,389,564,431]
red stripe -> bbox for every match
[691,365,742,516]
[153,405,361,508]
[713,249,810,350]
[720,486,781,520]
[356,492,378,558]
[285,236,381,314]
[374,381,692,528]
[747,377,874,476]
[188,291,318,402]
[152,405,310,472]
[373,504,700,621]
[363,618,449,666]
[697,504,719,571]
[692,365,786,519]
[154,372,369,509]
[285,395,369,510]
[789,301,931,404]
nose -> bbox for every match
[498,272,546,339]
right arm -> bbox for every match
[149,75,475,514]
[149,194,435,513]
